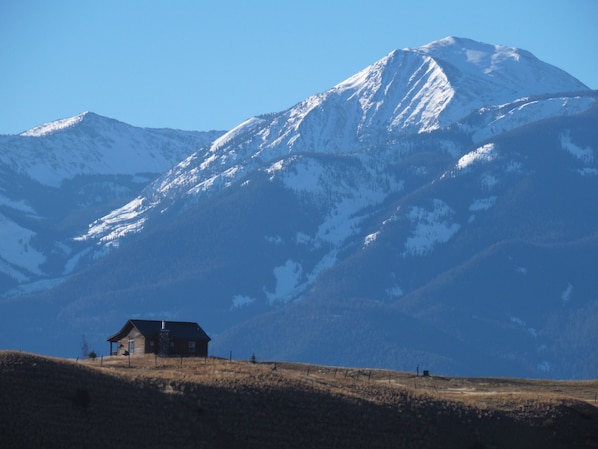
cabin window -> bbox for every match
[128,339,135,354]
[188,341,196,353]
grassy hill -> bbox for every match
[0,351,596,448]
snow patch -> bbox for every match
[264,235,283,245]
[316,176,403,246]
[403,199,461,256]
[457,143,496,169]
[295,232,313,246]
[578,168,598,176]
[481,174,498,190]
[506,160,523,173]
[231,294,256,309]
[386,284,404,299]
[537,361,551,372]
[266,159,286,177]
[0,258,31,283]
[0,195,36,214]
[63,247,94,275]
[0,213,46,275]
[511,316,537,337]
[264,250,338,304]
[363,232,379,247]
[469,196,497,211]
[282,158,324,193]
[560,132,593,163]
[510,316,526,326]
[266,260,304,304]
[561,282,573,304]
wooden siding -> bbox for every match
[115,327,146,356]
[113,329,208,357]
[168,339,209,357]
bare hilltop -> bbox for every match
[0,351,596,448]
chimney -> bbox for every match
[159,320,170,357]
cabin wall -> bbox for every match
[169,339,209,357]
[115,328,146,355]
[113,336,208,356]
[144,338,158,354]
[196,340,209,357]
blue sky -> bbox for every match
[1,0,596,135]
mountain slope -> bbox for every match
[0,114,224,295]
[1,37,596,378]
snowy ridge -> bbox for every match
[0,112,223,187]
[78,37,592,249]
[463,93,596,142]
[20,112,88,137]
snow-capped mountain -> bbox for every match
[78,37,591,249]
[0,114,224,294]
[1,37,597,379]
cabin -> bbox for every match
[107,319,211,357]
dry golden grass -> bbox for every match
[1,351,597,449]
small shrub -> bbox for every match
[542,417,556,429]
[72,387,90,408]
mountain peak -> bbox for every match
[327,37,589,139]
[20,111,91,137]
[414,36,532,71]
[412,36,589,91]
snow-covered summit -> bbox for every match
[0,112,224,187]
[414,36,588,96]
[211,36,591,155]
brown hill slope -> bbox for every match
[0,351,596,448]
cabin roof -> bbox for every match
[107,319,211,342]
